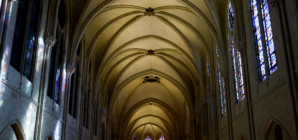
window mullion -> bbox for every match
[257,0,270,77]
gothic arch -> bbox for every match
[0,120,26,140]
[239,133,247,140]
[264,119,291,140]
[46,133,54,140]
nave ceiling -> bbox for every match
[68,0,224,139]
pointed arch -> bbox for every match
[46,132,54,140]
[264,119,291,140]
[0,120,26,140]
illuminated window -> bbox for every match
[10,0,40,81]
[133,136,137,140]
[145,136,151,140]
[47,0,66,104]
[230,37,245,104]
[159,135,165,140]
[47,36,63,104]
[218,63,226,118]
[251,0,277,82]
[228,2,235,30]
[216,45,219,57]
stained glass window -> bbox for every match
[238,51,245,100]
[222,78,226,116]
[207,61,210,75]
[133,136,137,140]
[218,63,223,117]
[47,43,57,99]
[145,136,151,140]
[159,136,165,140]
[230,37,245,104]
[54,39,63,104]
[47,38,63,104]
[228,2,235,30]
[216,45,219,57]
[218,63,226,118]
[260,0,277,74]
[251,0,277,82]
[11,0,40,81]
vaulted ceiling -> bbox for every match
[70,0,223,139]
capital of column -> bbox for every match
[236,40,247,53]
[44,33,56,50]
[66,64,76,78]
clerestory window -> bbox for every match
[251,0,277,82]
[10,0,41,81]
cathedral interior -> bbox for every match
[0,0,298,140]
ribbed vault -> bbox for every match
[72,0,223,139]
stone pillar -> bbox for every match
[210,89,219,140]
[79,85,88,140]
[236,40,256,140]
[34,33,56,140]
[0,0,17,79]
[190,120,196,140]
[220,69,233,140]
[274,0,298,137]
[107,119,113,140]
[61,65,75,140]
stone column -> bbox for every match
[236,40,256,140]
[190,120,196,140]
[0,0,17,79]
[61,65,75,140]
[220,69,233,140]
[79,85,88,140]
[211,89,219,140]
[107,118,113,140]
[34,33,56,140]
[274,0,298,137]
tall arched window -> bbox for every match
[218,63,226,118]
[230,37,245,104]
[251,0,277,82]
[10,0,41,81]
[145,136,151,140]
[228,2,245,104]
[228,2,235,30]
[159,135,165,140]
[47,0,66,104]
[68,43,81,118]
